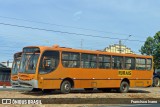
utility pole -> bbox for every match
[119,40,122,53]
[7,60,9,67]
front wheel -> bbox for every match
[118,81,129,93]
[60,80,71,94]
[153,77,160,87]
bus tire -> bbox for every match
[118,81,129,93]
[153,77,160,87]
[60,80,71,94]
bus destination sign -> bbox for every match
[118,70,132,76]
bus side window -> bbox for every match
[112,56,123,69]
[125,57,135,70]
[146,58,152,70]
[98,55,111,69]
[39,51,59,74]
[81,53,97,68]
[136,58,146,70]
[62,52,80,68]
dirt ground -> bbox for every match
[0,87,160,107]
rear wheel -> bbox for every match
[60,80,71,94]
[153,77,160,87]
[118,81,129,93]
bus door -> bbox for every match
[38,51,60,89]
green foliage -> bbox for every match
[140,31,160,69]
[140,36,155,55]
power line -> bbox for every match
[0,15,132,36]
[0,22,145,42]
[0,45,22,48]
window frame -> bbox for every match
[136,58,146,70]
[98,54,111,69]
[124,57,135,70]
[81,53,98,68]
[62,51,80,68]
[146,58,152,70]
[39,50,60,74]
[112,56,124,69]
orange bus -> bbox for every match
[11,52,22,87]
[18,45,153,93]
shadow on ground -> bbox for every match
[20,88,150,96]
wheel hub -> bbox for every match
[122,84,127,91]
[64,84,69,90]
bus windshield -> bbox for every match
[19,53,39,74]
[12,58,21,75]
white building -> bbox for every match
[104,44,134,54]
[1,62,13,68]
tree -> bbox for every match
[140,31,160,69]
[153,31,160,68]
[140,36,155,55]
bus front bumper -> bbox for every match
[11,80,20,87]
[18,79,38,88]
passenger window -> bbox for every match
[62,52,80,68]
[39,51,59,74]
[136,58,146,70]
[112,56,123,69]
[81,54,97,68]
[146,59,152,70]
[125,57,135,70]
[98,55,111,69]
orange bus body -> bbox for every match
[11,52,22,87]
[18,46,153,93]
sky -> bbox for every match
[0,0,160,62]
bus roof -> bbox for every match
[23,45,153,58]
[14,52,22,58]
[14,52,22,55]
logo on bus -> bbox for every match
[118,70,132,76]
